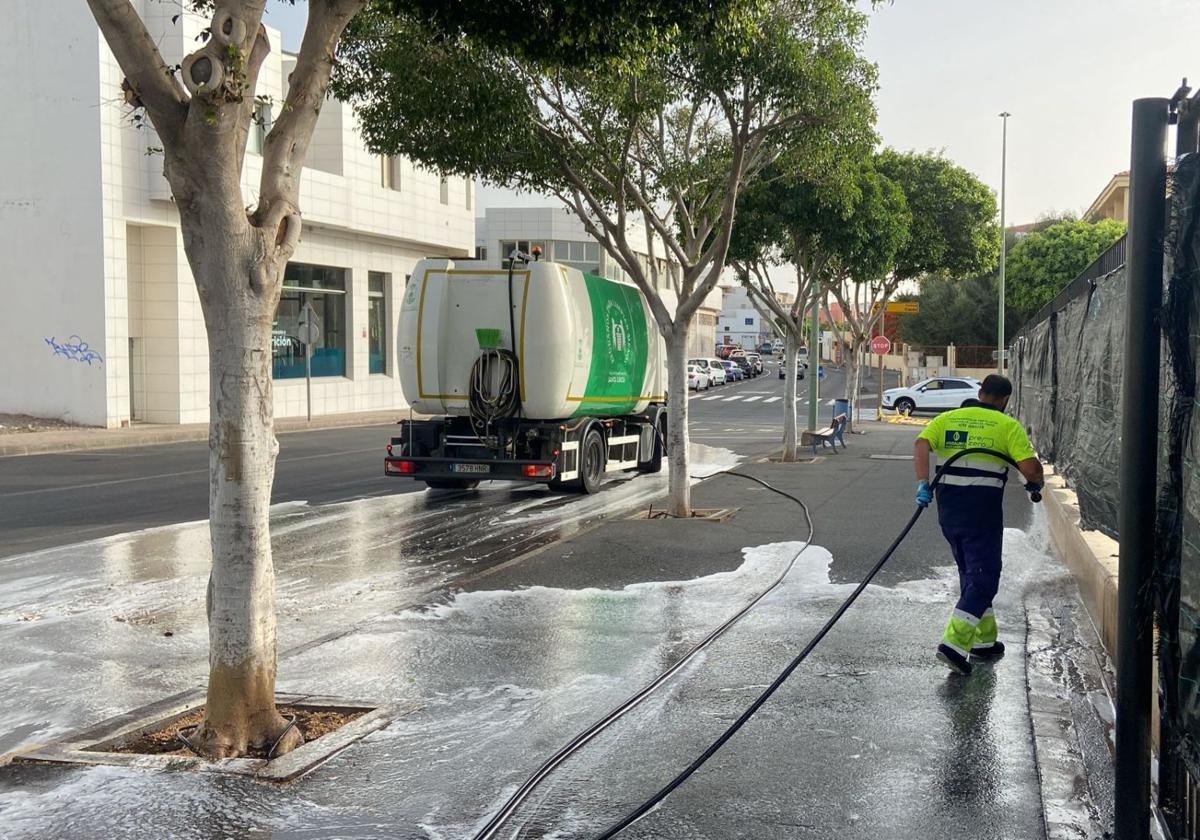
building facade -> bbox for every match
[2,4,474,427]
[476,207,721,358]
[717,285,771,349]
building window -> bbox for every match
[439,176,449,205]
[465,179,472,211]
[474,245,488,261]
[552,240,601,274]
[273,263,347,380]
[500,240,545,267]
[745,317,754,325]
[368,271,388,375]
[247,102,271,156]
[381,156,400,190]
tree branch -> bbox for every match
[258,0,365,225]
[85,0,189,146]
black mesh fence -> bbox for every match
[1010,152,1200,781]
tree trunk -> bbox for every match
[781,328,799,462]
[844,338,860,434]
[664,327,692,517]
[188,239,300,759]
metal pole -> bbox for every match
[808,285,819,432]
[305,349,312,423]
[997,111,1010,374]
[1114,96,1168,840]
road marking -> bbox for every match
[723,395,742,402]
[742,396,762,402]
[826,399,837,406]
[0,447,380,499]
[763,397,781,403]
[700,394,723,401]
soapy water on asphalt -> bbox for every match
[0,462,1062,839]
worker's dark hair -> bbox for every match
[980,374,1013,398]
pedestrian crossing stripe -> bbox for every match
[742,396,762,402]
[763,397,781,403]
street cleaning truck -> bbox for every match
[384,256,667,492]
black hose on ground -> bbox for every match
[471,468,817,840]
[596,447,1038,838]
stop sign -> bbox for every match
[870,335,892,355]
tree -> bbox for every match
[728,154,899,454]
[894,274,1021,347]
[337,0,877,514]
[1006,218,1126,314]
[85,0,712,759]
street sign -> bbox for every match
[298,302,321,346]
[991,349,1009,361]
[870,335,892,355]
[886,301,919,314]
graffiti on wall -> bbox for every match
[45,335,104,366]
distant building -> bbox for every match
[1084,171,1130,223]
[475,207,720,358]
[718,286,770,348]
[2,4,474,427]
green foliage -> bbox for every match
[895,274,1020,346]
[334,0,878,222]
[875,149,1000,281]
[1005,218,1126,314]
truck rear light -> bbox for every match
[522,464,555,478]
[386,443,393,455]
[385,459,416,475]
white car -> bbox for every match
[689,357,727,386]
[882,377,981,415]
[687,364,711,391]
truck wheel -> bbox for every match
[575,428,606,493]
[637,415,665,474]
[425,479,479,491]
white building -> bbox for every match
[717,285,771,350]
[476,207,720,358]
[2,4,474,427]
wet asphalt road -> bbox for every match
[0,362,1098,840]
[0,361,890,557]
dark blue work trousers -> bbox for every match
[941,526,1004,619]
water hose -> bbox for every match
[596,446,1039,837]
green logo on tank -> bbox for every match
[576,273,649,415]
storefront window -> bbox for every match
[368,271,388,374]
[272,264,347,379]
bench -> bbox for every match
[806,413,847,456]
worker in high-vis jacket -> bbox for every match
[912,374,1043,677]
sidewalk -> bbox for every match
[0,423,1112,839]
[0,409,410,457]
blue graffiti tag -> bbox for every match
[45,335,104,366]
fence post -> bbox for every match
[1115,97,1169,840]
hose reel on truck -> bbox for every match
[385,258,668,492]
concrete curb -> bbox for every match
[1040,466,1120,658]
[0,411,410,458]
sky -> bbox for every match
[264,0,1200,225]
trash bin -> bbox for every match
[833,398,849,421]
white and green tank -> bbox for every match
[398,259,666,419]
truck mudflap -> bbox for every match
[384,456,557,483]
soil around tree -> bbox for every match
[100,705,367,760]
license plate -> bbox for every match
[452,463,491,474]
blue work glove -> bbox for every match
[1024,480,1044,495]
[916,480,933,508]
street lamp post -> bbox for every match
[997,111,1010,374]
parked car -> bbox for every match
[796,347,810,368]
[882,377,981,415]
[758,342,775,354]
[688,364,711,391]
[721,360,745,381]
[745,353,764,375]
[715,345,738,360]
[771,339,785,354]
[731,356,754,378]
[690,357,727,386]
[779,357,807,379]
